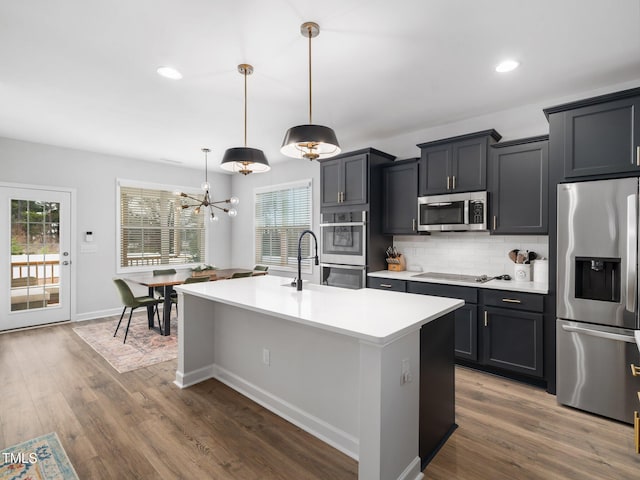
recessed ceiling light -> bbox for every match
[495,60,520,73]
[157,66,183,80]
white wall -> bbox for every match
[229,158,321,283]
[1,137,232,320]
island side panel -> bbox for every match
[420,312,455,468]
[175,292,217,388]
[359,330,423,480]
[210,301,361,458]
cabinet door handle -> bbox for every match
[493,215,497,230]
[337,192,341,203]
[379,283,392,288]
[412,218,416,231]
[484,310,488,327]
[502,298,522,304]
[631,364,640,376]
[446,176,451,190]
[636,146,640,166]
[452,175,456,189]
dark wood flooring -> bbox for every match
[1,320,639,479]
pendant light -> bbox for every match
[178,148,239,222]
[281,22,340,161]
[221,64,270,175]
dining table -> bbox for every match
[122,268,268,336]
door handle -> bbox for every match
[561,324,636,343]
[493,215,497,230]
[412,218,416,231]
[631,364,640,377]
[484,310,488,327]
[501,298,522,304]
[636,146,640,166]
[452,175,456,189]
[626,194,637,313]
[62,260,70,266]
[379,284,393,288]
[446,176,451,190]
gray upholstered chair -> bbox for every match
[230,271,253,279]
[113,278,162,343]
[171,276,210,317]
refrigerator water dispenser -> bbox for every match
[575,256,620,302]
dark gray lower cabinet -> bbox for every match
[453,304,478,361]
[480,306,544,377]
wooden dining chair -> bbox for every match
[171,276,210,317]
[230,271,253,279]
[253,265,269,271]
[113,278,162,343]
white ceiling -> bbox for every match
[1,0,639,170]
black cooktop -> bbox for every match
[411,272,491,283]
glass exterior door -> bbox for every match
[0,186,71,330]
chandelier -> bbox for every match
[177,148,239,222]
[281,21,340,161]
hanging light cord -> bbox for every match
[204,148,209,186]
[243,67,248,147]
[307,24,313,125]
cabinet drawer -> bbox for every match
[480,290,544,312]
[368,277,406,292]
[407,282,477,304]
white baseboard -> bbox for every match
[398,456,424,480]
[211,364,359,460]
[174,364,215,389]
[74,307,122,322]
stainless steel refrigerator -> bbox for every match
[557,178,640,424]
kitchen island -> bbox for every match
[174,275,463,480]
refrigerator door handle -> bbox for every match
[627,194,637,313]
[561,324,636,343]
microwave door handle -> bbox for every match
[464,200,470,225]
[627,194,637,313]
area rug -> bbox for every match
[73,312,178,373]
[0,432,79,480]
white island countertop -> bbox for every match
[175,274,463,345]
[368,270,548,294]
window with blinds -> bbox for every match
[254,180,312,271]
[118,182,206,270]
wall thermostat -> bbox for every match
[85,231,94,242]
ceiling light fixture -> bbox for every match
[177,148,239,222]
[156,66,183,80]
[221,64,270,175]
[281,22,340,161]
[495,60,520,73]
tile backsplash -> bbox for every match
[393,233,549,281]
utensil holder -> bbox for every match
[386,254,406,271]
[514,263,531,282]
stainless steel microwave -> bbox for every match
[417,191,487,232]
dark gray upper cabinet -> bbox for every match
[543,88,640,179]
[382,159,419,235]
[417,129,501,196]
[320,149,396,209]
[489,135,549,235]
[320,154,367,207]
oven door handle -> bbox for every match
[319,222,366,227]
[320,263,365,270]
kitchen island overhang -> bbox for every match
[174,275,463,480]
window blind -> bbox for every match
[255,180,312,270]
[119,184,205,269]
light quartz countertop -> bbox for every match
[368,270,549,294]
[175,274,464,345]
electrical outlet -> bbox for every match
[262,348,270,366]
